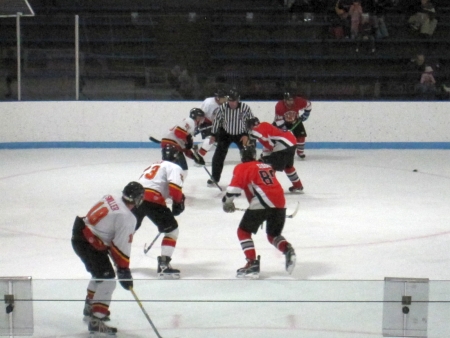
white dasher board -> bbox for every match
[382,277,429,337]
[0,277,34,336]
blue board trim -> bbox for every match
[0,142,449,149]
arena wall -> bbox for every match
[0,101,449,148]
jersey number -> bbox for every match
[259,169,275,185]
[143,165,161,180]
[86,202,108,226]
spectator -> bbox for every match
[356,13,377,53]
[3,49,15,99]
[442,82,450,99]
[372,0,390,39]
[332,0,351,39]
[410,53,427,73]
[416,65,436,99]
[168,65,181,91]
[349,1,363,39]
[408,0,438,37]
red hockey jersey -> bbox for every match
[227,160,286,209]
[274,97,311,125]
[250,121,296,152]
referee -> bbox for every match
[208,88,254,186]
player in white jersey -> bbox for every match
[161,108,206,178]
[197,88,228,158]
[71,181,144,335]
[134,145,185,279]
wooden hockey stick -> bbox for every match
[236,201,300,219]
[130,288,163,338]
[144,232,161,254]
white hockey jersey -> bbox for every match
[162,117,196,149]
[82,194,136,269]
[200,97,221,123]
[138,160,184,206]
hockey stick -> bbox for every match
[130,288,163,338]
[204,166,222,191]
[144,232,161,254]
[149,136,161,144]
[236,201,300,219]
[289,119,303,131]
[286,201,300,219]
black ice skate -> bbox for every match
[157,255,180,279]
[284,243,296,274]
[288,186,304,194]
[88,316,117,336]
[83,297,110,322]
[236,255,260,279]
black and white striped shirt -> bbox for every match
[211,102,254,135]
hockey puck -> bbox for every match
[413,169,418,172]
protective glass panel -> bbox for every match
[0,277,33,336]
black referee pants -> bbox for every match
[212,131,246,182]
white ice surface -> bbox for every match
[1,148,450,337]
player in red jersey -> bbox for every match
[247,117,303,193]
[222,145,296,279]
[274,91,312,159]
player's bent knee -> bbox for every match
[164,228,179,240]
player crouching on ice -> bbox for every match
[246,117,304,193]
[160,107,206,179]
[222,145,296,279]
[134,145,185,279]
[71,181,144,335]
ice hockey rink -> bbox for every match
[1,147,450,337]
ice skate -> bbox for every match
[284,244,296,274]
[236,255,260,279]
[207,179,217,188]
[83,297,110,322]
[88,316,117,336]
[83,296,91,317]
[288,186,304,194]
[157,255,180,279]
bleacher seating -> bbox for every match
[1,0,450,100]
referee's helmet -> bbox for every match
[228,88,240,101]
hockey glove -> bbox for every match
[300,110,311,122]
[222,195,236,213]
[117,268,133,290]
[193,152,205,166]
[223,201,236,213]
[185,134,193,150]
[172,194,185,216]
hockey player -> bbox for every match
[274,91,312,159]
[247,117,304,193]
[197,88,228,158]
[222,145,296,279]
[71,181,144,335]
[134,144,185,279]
[160,108,206,178]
